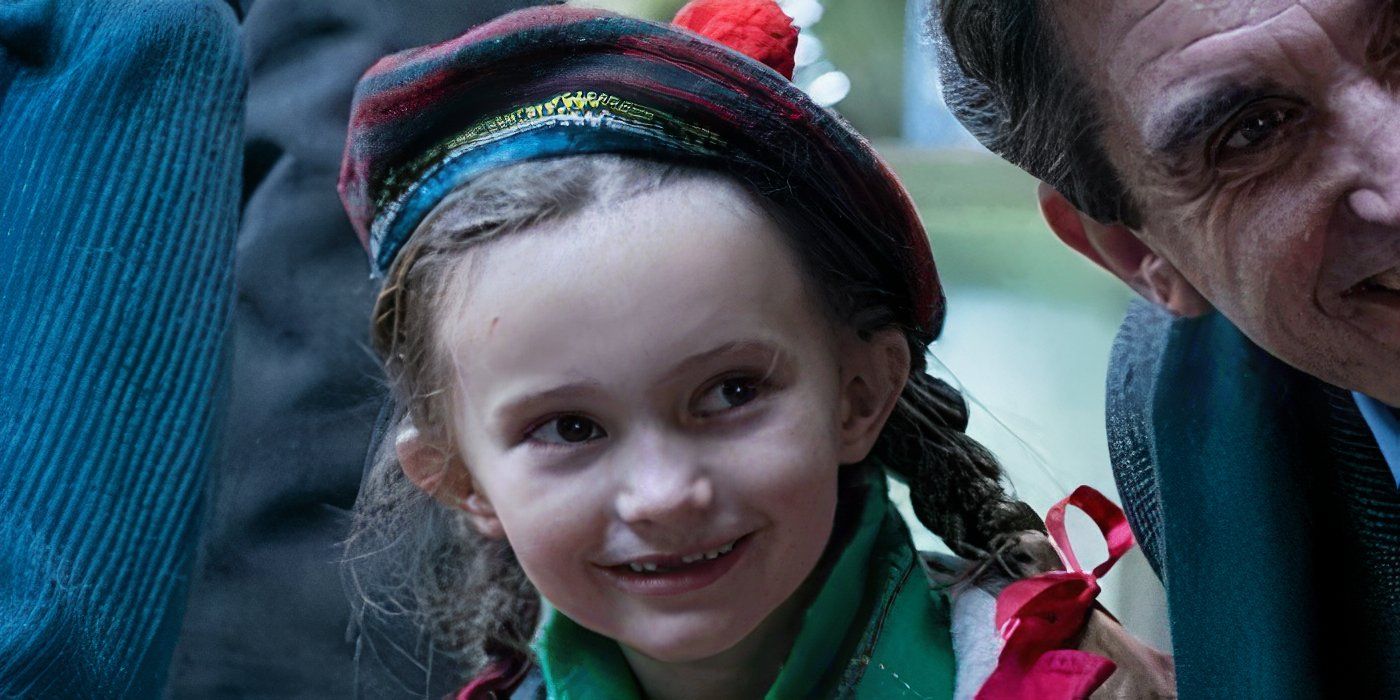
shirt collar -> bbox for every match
[1352,392,1400,488]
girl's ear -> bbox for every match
[396,425,506,539]
[836,328,911,464]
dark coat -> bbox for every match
[165,3,536,697]
[1107,300,1400,697]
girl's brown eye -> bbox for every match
[695,377,762,416]
[720,378,757,406]
[529,415,605,444]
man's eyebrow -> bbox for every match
[1366,0,1399,61]
[1146,82,1277,155]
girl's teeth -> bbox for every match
[627,539,739,572]
[690,540,737,563]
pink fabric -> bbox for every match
[456,656,530,700]
[977,486,1134,700]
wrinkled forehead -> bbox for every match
[1053,0,1376,150]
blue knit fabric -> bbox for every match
[0,1,244,696]
[1109,301,1400,696]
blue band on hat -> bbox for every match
[370,96,728,276]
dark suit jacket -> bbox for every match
[1107,300,1400,697]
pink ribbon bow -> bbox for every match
[976,485,1135,700]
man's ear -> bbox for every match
[1037,182,1211,317]
[396,425,505,539]
[836,328,911,465]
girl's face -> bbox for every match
[432,178,879,663]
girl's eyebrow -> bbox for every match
[661,339,787,384]
[491,340,787,426]
[493,379,606,427]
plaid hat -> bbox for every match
[338,0,945,338]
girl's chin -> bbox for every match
[618,624,755,664]
[627,632,744,663]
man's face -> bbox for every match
[1056,0,1400,402]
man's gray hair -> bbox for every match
[930,0,1139,226]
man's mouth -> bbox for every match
[1346,266,1400,297]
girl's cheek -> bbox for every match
[494,484,605,604]
[720,425,839,501]
[502,466,600,516]
[472,452,590,534]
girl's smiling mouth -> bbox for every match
[596,533,755,597]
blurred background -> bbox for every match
[585,0,1170,649]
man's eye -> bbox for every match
[528,415,606,445]
[694,377,762,416]
[1217,105,1297,156]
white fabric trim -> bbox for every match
[949,583,1003,700]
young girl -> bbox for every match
[339,3,1173,698]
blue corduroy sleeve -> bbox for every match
[0,1,244,696]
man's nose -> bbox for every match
[1345,85,1400,226]
[612,431,714,526]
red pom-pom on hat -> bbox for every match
[673,0,799,79]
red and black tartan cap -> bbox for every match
[338,0,946,339]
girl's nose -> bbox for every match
[612,433,715,526]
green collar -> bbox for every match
[532,467,956,699]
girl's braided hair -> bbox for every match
[343,154,1042,685]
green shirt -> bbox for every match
[533,467,957,699]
